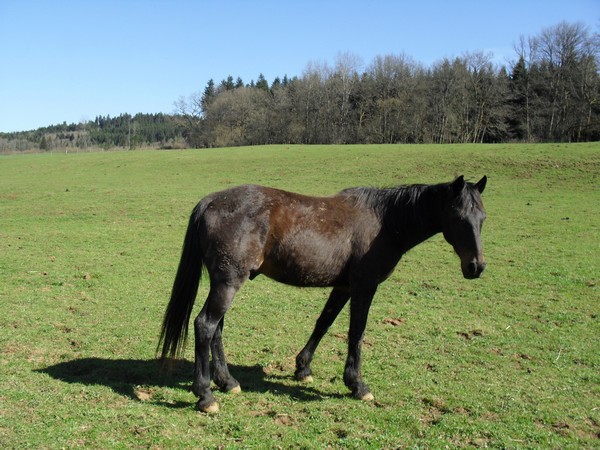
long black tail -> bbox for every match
[157,209,203,360]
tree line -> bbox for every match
[0,113,186,153]
[1,21,598,153]
[178,22,599,147]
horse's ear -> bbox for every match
[452,175,465,194]
[475,176,487,194]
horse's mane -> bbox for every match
[342,184,428,210]
[343,179,483,219]
[340,183,440,235]
[341,184,428,205]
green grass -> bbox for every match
[1,143,599,448]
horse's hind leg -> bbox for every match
[193,282,239,413]
[295,287,350,382]
[210,317,241,393]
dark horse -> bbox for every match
[158,175,487,412]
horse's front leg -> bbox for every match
[295,287,350,382]
[344,285,377,401]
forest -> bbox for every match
[0,113,186,153]
[1,21,598,152]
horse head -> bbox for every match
[442,176,487,279]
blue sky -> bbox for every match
[0,1,598,132]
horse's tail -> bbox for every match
[157,206,204,361]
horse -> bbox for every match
[157,175,487,413]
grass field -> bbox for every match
[1,143,598,448]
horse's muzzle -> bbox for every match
[463,258,486,279]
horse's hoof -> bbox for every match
[299,375,314,383]
[228,385,242,394]
[198,402,219,414]
[360,392,375,402]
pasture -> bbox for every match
[1,143,598,448]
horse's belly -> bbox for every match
[259,239,350,287]
[258,261,345,287]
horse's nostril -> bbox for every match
[465,260,485,279]
[468,261,478,275]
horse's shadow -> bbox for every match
[36,358,338,408]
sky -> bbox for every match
[0,1,598,133]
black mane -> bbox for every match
[341,184,429,210]
[341,182,445,234]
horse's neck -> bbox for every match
[385,185,444,253]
